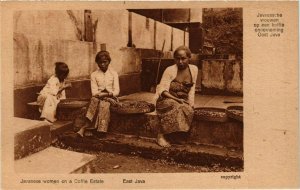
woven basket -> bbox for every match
[110,100,155,114]
[226,106,243,122]
[194,107,228,122]
[57,99,89,120]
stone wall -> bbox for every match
[201,59,243,95]
[13,34,100,87]
[14,10,84,41]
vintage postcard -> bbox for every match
[1,1,299,189]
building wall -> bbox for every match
[132,12,155,49]
[14,9,183,88]
[13,33,100,87]
[173,27,185,50]
[14,10,84,41]
[156,21,172,51]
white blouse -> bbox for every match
[155,64,198,107]
[39,75,66,99]
[90,66,120,97]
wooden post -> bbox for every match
[154,21,157,50]
[84,10,93,42]
[171,28,173,51]
[127,12,133,47]
[101,43,106,51]
[184,29,186,46]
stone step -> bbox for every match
[109,92,243,149]
[109,113,243,149]
[14,147,96,173]
[14,117,73,160]
[50,120,73,143]
[14,117,51,160]
[56,133,243,168]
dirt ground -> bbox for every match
[73,151,242,173]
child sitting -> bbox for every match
[37,62,71,123]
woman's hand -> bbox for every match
[64,83,72,88]
[56,92,62,99]
[105,98,118,106]
[57,83,72,95]
[94,92,106,98]
[94,92,113,99]
[162,91,189,105]
[176,98,189,105]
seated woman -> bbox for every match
[37,62,71,123]
[77,50,120,137]
[155,46,198,147]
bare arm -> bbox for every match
[161,91,189,105]
[57,83,72,94]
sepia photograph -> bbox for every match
[13,8,243,174]
[1,1,298,189]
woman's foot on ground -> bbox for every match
[77,127,86,137]
[84,131,93,137]
[157,134,171,148]
[42,119,53,125]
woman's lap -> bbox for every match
[156,98,194,134]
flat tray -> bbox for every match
[226,106,243,122]
[110,100,155,114]
[58,99,89,109]
[194,107,228,122]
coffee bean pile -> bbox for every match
[195,109,226,118]
[226,106,243,122]
[111,101,155,114]
[228,109,243,117]
[60,100,86,105]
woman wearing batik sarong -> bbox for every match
[155,46,198,147]
[77,50,120,137]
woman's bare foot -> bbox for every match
[84,131,93,137]
[77,127,85,137]
[157,133,171,147]
[42,119,53,125]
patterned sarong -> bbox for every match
[85,97,117,132]
[156,80,194,134]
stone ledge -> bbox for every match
[109,113,243,149]
[55,133,243,168]
[14,117,51,160]
[14,117,73,160]
[50,121,73,143]
[24,92,243,149]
